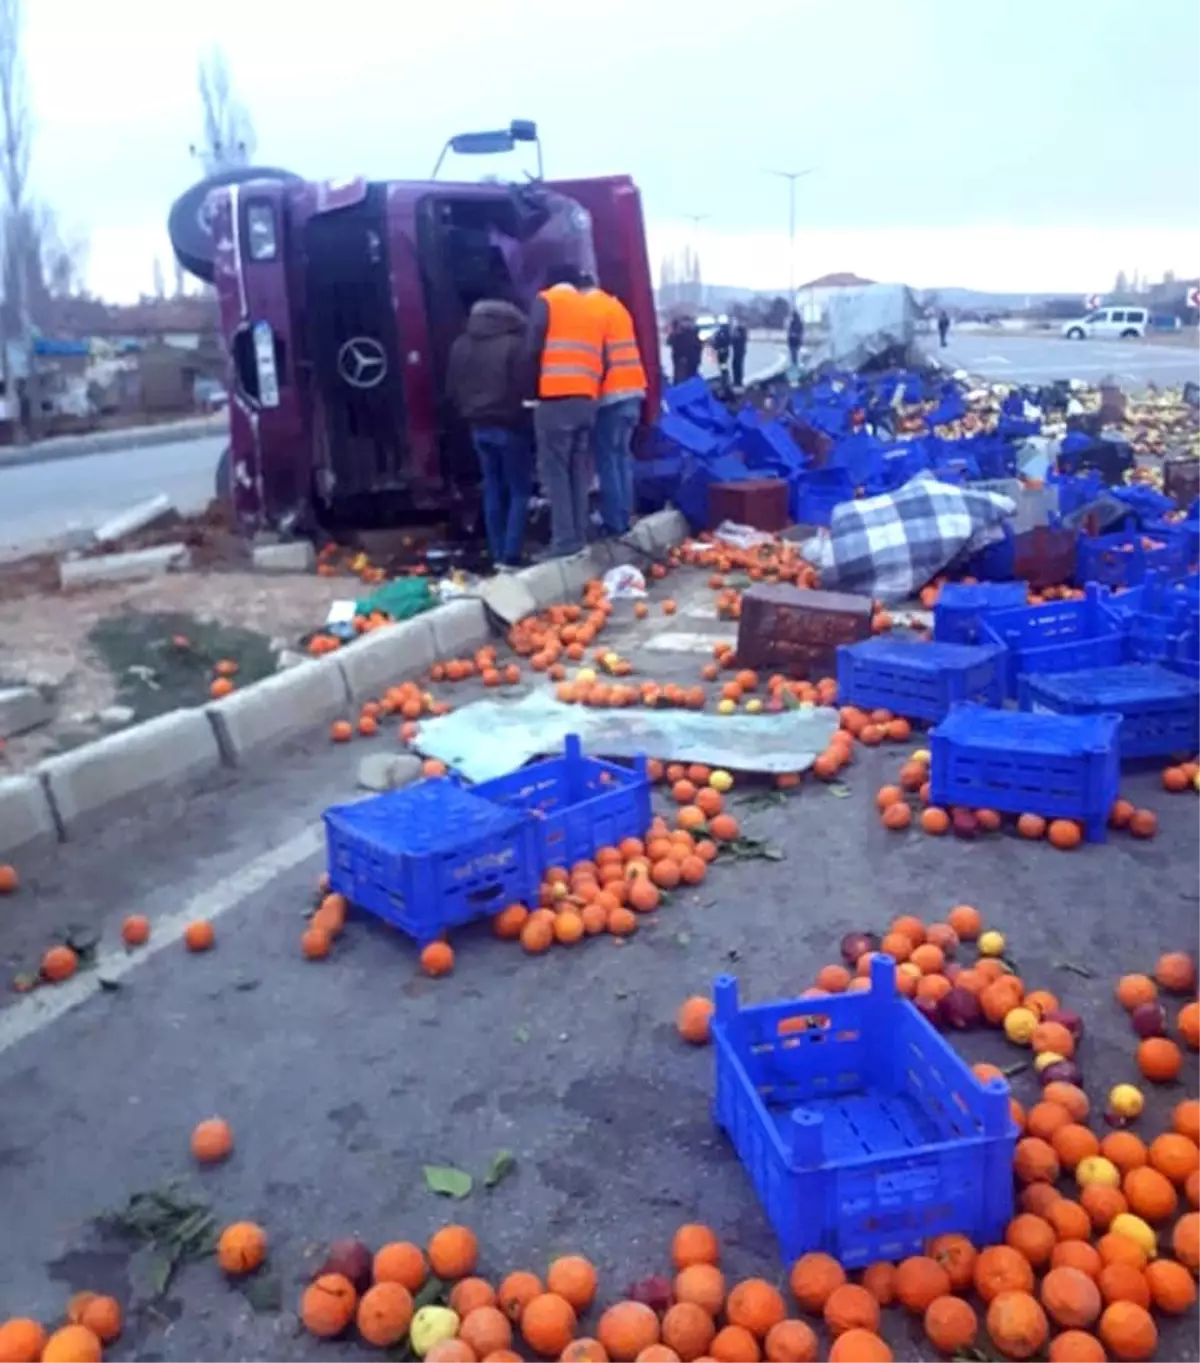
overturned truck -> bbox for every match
[168,122,661,539]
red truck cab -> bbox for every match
[169,131,660,537]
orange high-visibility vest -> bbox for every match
[537,287,605,399]
[599,293,648,399]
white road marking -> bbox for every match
[0,825,324,1059]
[978,355,1012,364]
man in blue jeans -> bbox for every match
[446,297,532,569]
[590,283,647,538]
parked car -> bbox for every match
[1062,307,1148,340]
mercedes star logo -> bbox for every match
[337,336,388,389]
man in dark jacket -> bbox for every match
[445,297,532,569]
[937,309,951,348]
[786,311,804,369]
[730,318,748,390]
[668,316,703,385]
[712,317,732,383]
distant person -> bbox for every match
[730,318,748,389]
[525,263,605,559]
[938,309,951,347]
[445,297,533,570]
[668,316,702,385]
[712,316,732,382]
[786,311,804,369]
[591,282,647,538]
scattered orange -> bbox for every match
[1098,1301,1157,1361]
[762,1319,818,1363]
[216,1221,268,1276]
[1005,1213,1056,1268]
[0,1319,45,1363]
[1144,1259,1197,1315]
[827,1329,892,1362]
[674,1263,726,1316]
[596,1300,658,1360]
[427,1225,479,1279]
[1049,1330,1107,1362]
[788,1253,845,1311]
[986,1289,1048,1361]
[373,1242,427,1291]
[927,1234,976,1291]
[190,1116,233,1163]
[823,1284,879,1337]
[893,1256,951,1313]
[547,1257,598,1312]
[357,1283,415,1347]
[184,920,215,952]
[661,1302,715,1360]
[301,1273,358,1338]
[726,1279,786,1339]
[974,1246,1035,1303]
[1041,1266,1102,1329]
[922,1296,977,1353]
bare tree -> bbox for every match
[152,255,166,299]
[193,46,257,174]
[0,0,34,432]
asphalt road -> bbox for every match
[1,347,789,557]
[928,330,1200,389]
[0,563,1196,1361]
[0,435,226,557]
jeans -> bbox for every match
[593,397,639,535]
[472,426,532,566]
[534,397,596,556]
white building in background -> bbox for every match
[794,271,875,326]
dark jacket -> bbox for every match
[446,300,530,428]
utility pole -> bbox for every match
[683,214,709,308]
[767,169,814,305]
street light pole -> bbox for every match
[767,169,814,305]
[683,213,710,308]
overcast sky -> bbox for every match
[22,0,1200,302]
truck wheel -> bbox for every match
[1120,328,1140,338]
[1066,327,1085,340]
[215,446,232,502]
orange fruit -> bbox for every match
[1144,1258,1197,1315]
[927,1234,976,1292]
[661,1302,715,1360]
[710,1325,761,1362]
[1048,1330,1107,1361]
[827,1329,892,1362]
[985,1290,1048,1361]
[1098,1301,1157,1361]
[1005,1213,1056,1268]
[922,1296,977,1354]
[822,1284,879,1337]
[1123,1165,1177,1222]
[974,1245,1034,1303]
[301,1274,358,1338]
[674,1263,726,1316]
[547,1257,598,1312]
[894,1256,951,1312]
[725,1279,786,1339]
[521,1294,579,1357]
[1148,1132,1199,1186]
[596,1300,659,1360]
[1136,1035,1182,1082]
[672,1223,720,1270]
[788,1253,845,1311]
[427,1225,479,1279]
[1041,1266,1102,1329]
[374,1242,427,1291]
[762,1319,818,1363]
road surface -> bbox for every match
[0,435,226,557]
[927,330,1199,388]
[2,347,787,557]
[0,562,1195,1361]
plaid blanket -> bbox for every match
[819,475,1016,602]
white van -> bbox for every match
[1062,307,1148,340]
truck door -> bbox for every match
[547,176,662,422]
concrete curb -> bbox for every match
[0,510,689,858]
[0,416,226,472]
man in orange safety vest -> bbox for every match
[589,278,647,538]
[524,263,607,558]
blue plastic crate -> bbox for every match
[1051,470,1105,517]
[712,955,1016,1268]
[983,584,1127,698]
[836,637,1006,723]
[934,582,1030,645]
[1076,528,1188,589]
[929,704,1121,843]
[1019,665,1200,761]
[791,469,857,526]
[469,734,651,871]
[323,780,540,943]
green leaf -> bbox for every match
[827,784,852,798]
[147,1249,178,1297]
[239,1273,283,1313]
[423,1164,473,1199]
[98,976,123,992]
[1055,960,1094,979]
[412,1275,449,1312]
[483,1150,516,1189]
[513,1024,531,1044]
[675,932,691,947]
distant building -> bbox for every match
[794,271,876,326]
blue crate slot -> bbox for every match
[1019,665,1200,761]
[934,582,1030,645]
[712,955,1016,1268]
[1051,471,1105,517]
[837,638,1006,723]
[469,734,651,871]
[983,584,1127,698]
[929,704,1121,843]
[1076,527,1188,589]
[323,780,540,943]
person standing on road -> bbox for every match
[445,297,533,570]
[938,309,951,347]
[786,310,804,369]
[730,318,748,390]
[712,316,732,384]
[592,283,647,538]
[524,263,605,559]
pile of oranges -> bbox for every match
[871,745,1175,846]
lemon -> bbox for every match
[978,930,1006,957]
[1003,1007,1038,1046]
[708,770,733,792]
[717,698,736,715]
[745,698,763,714]
[911,748,931,765]
[1108,1083,1146,1120]
[1034,1050,1067,1074]
[575,667,596,685]
[1110,1213,1157,1259]
[411,1306,459,1358]
[1076,1155,1121,1190]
